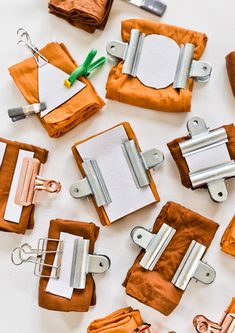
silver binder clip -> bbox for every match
[70,238,111,289]
[179,117,235,202]
[107,29,211,90]
[11,239,64,279]
[122,140,164,188]
[127,0,167,17]
[8,102,47,122]
[131,225,216,290]
[194,313,235,333]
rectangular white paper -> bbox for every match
[76,125,156,222]
[0,142,6,168]
[46,232,78,299]
[4,150,34,223]
[185,143,231,173]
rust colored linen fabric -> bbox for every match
[221,215,235,256]
[123,201,219,316]
[0,137,48,234]
[106,19,208,113]
[71,122,160,227]
[48,0,113,33]
[167,124,235,188]
[226,52,235,98]
[87,307,144,333]
[39,219,99,312]
[8,43,105,138]
[225,298,235,313]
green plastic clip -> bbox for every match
[64,49,106,88]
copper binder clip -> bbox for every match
[133,324,153,333]
[193,313,235,333]
[15,157,61,206]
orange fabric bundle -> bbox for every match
[9,43,104,138]
[48,0,113,33]
[225,298,235,313]
[226,51,235,98]
[106,19,208,113]
[72,122,160,226]
[39,219,99,312]
[221,215,235,256]
[167,124,235,188]
[0,137,48,234]
[123,201,218,316]
[87,307,144,333]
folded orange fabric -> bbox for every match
[106,19,208,113]
[48,0,113,33]
[0,137,48,234]
[226,51,235,98]
[221,215,235,256]
[87,307,144,333]
[39,219,99,312]
[72,122,160,226]
[9,42,105,138]
[167,124,235,189]
[123,201,219,316]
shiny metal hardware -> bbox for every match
[131,224,176,270]
[8,102,47,122]
[122,140,164,188]
[17,28,48,67]
[171,240,216,290]
[14,157,61,206]
[11,239,64,279]
[70,159,112,207]
[70,238,111,290]
[127,0,167,17]
[179,117,235,202]
[107,29,211,90]
[193,313,235,333]
[133,324,154,333]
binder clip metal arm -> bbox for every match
[131,224,216,290]
[107,29,211,90]
[133,324,154,333]
[179,117,235,202]
[193,313,235,333]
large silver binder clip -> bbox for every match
[179,117,235,203]
[131,224,216,290]
[107,29,212,90]
[194,313,235,333]
[70,140,163,206]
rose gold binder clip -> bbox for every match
[193,313,235,333]
[15,157,61,206]
[133,324,153,333]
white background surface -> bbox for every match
[0,1,234,332]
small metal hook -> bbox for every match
[16,28,48,67]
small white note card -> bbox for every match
[46,232,78,299]
[76,125,156,223]
[0,142,6,168]
[4,150,34,223]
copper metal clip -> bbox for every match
[193,313,235,333]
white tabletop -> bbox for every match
[0,1,235,332]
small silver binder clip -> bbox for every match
[11,239,64,279]
[179,117,235,202]
[8,102,47,122]
[133,324,153,333]
[15,157,61,206]
[70,140,163,206]
[193,313,235,333]
[131,224,216,290]
[107,29,212,90]
[127,0,167,17]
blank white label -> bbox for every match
[4,150,34,223]
[0,142,6,168]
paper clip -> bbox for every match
[64,49,106,88]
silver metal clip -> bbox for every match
[127,0,167,17]
[179,117,235,202]
[70,159,112,207]
[193,313,235,333]
[8,102,47,122]
[171,240,216,290]
[122,140,164,188]
[11,239,64,279]
[131,224,176,270]
[70,238,111,290]
[107,29,211,90]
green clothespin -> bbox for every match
[64,49,106,88]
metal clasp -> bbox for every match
[193,313,235,333]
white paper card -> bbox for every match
[39,63,86,117]
[76,125,156,222]
[0,142,6,168]
[185,143,231,173]
[4,150,34,223]
[46,232,78,299]
[137,35,180,89]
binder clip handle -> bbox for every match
[193,315,221,333]
[64,49,106,88]
[35,176,61,193]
